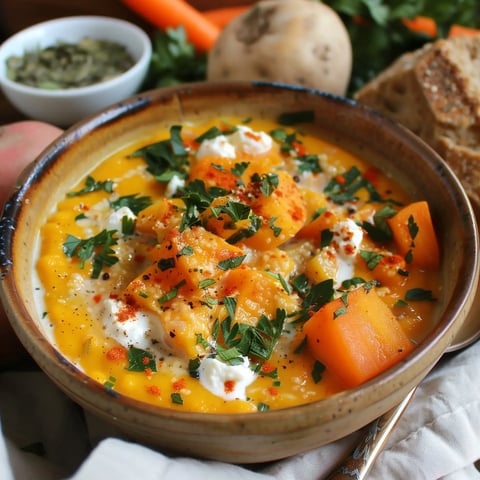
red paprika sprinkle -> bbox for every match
[173,378,186,391]
[146,385,161,396]
[142,356,150,365]
[144,368,153,377]
[261,362,275,374]
[106,346,127,362]
[292,141,306,156]
[224,380,236,394]
[267,386,279,396]
[93,294,102,304]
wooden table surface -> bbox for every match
[0,0,253,125]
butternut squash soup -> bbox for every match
[35,115,441,413]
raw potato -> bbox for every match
[0,120,63,367]
[207,0,352,96]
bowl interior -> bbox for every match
[0,82,478,463]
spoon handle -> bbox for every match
[324,387,417,480]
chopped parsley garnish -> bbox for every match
[320,229,334,249]
[217,255,246,271]
[158,279,186,304]
[194,125,237,142]
[67,175,114,197]
[251,172,279,197]
[217,308,286,362]
[405,288,435,301]
[360,250,384,270]
[408,215,419,241]
[127,347,157,372]
[323,166,384,204]
[311,360,326,384]
[171,392,183,405]
[361,204,397,242]
[257,402,270,412]
[296,154,322,174]
[63,229,119,279]
[130,125,189,183]
[104,376,117,390]
[270,128,301,153]
[179,179,229,231]
[211,200,251,223]
[109,194,153,215]
[264,270,293,294]
[121,216,135,235]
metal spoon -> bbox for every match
[324,290,480,480]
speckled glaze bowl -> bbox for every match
[0,82,478,463]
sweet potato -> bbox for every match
[241,170,307,250]
[218,266,298,326]
[386,201,440,269]
[135,197,184,241]
[303,286,414,387]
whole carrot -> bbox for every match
[203,6,250,29]
[121,0,220,51]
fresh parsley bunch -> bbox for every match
[323,0,480,95]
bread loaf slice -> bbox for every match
[355,35,480,205]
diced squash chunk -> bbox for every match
[242,170,307,250]
[135,198,184,241]
[303,287,414,388]
[218,266,298,326]
[189,155,240,190]
[305,248,338,284]
[296,209,339,246]
[386,201,440,269]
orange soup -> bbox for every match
[36,115,441,413]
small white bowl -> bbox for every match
[0,16,152,127]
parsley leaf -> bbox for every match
[142,27,206,89]
[67,175,113,197]
[109,194,152,215]
[127,347,157,372]
[63,229,119,279]
[130,125,189,183]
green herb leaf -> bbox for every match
[142,27,206,89]
[67,175,113,197]
[171,392,184,405]
[109,194,153,215]
[217,255,246,271]
[311,360,326,384]
[63,229,119,279]
[405,288,435,301]
[360,250,384,270]
[127,347,157,372]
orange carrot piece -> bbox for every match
[120,0,220,51]
[203,6,250,29]
[448,24,480,37]
[386,201,440,269]
[303,287,414,388]
[296,209,338,246]
[402,16,437,37]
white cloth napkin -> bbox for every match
[1,340,479,480]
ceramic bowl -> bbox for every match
[0,16,151,127]
[0,82,478,463]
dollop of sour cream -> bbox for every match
[102,299,164,352]
[196,125,272,160]
[105,206,136,232]
[198,355,257,402]
[330,218,364,287]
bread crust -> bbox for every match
[355,35,480,205]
